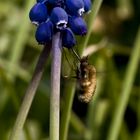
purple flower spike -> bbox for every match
[66,0,84,16]
[50,7,68,30]
[83,0,91,13]
[62,28,76,48]
[29,3,48,25]
[35,20,53,44]
[69,16,87,35]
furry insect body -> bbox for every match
[77,56,96,103]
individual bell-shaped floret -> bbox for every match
[83,0,91,13]
[35,20,53,44]
[69,16,87,35]
[29,3,48,25]
[50,7,68,30]
[66,0,84,16]
[62,28,76,48]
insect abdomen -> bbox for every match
[78,65,96,103]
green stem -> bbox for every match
[50,32,62,140]
[0,58,31,82]
[9,44,51,140]
[107,27,140,140]
[60,82,76,140]
[81,0,103,54]
[8,0,35,80]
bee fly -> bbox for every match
[71,48,97,103]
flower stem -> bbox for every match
[50,32,62,140]
[107,27,140,140]
[81,0,103,53]
[9,44,51,140]
[8,0,35,81]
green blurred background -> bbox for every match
[0,0,139,140]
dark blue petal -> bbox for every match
[50,7,68,30]
[83,0,91,13]
[29,3,48,24]
[37,0,43,2]
[62,28,76,48]
[69,16,87,35]
[48,0,64,6]
[37,0,46,3]
[35,20,53,44]
[66,0,84,16]
[37,0,48,4]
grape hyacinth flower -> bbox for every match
[69,16,87,35]
[50,7,68,30]
[29,3,48,25]
[8,1,94,140]
[35,20,54,44]
[83,0,92,13]
[66,0,85,16]
[48,0,64,7]
[29,0,91,47]
[62,28,76,48]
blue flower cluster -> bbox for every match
[29,0,91,48]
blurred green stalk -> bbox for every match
[81,0,103,53]
[9,45,50,140]
[107,27,140,140]
[0,58,31,82]
[8,0,35,80]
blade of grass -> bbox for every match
[80,0,103,54]
[70,112,87,134]
[60,1,103,140]
[0,58,31,82]
[107,27,140,140]
[0,68,19,112]
[9,44,51,140]
[8,0,35,80]
[50,32,62,140]
[137,87,140,140]
[60,81,76,140]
